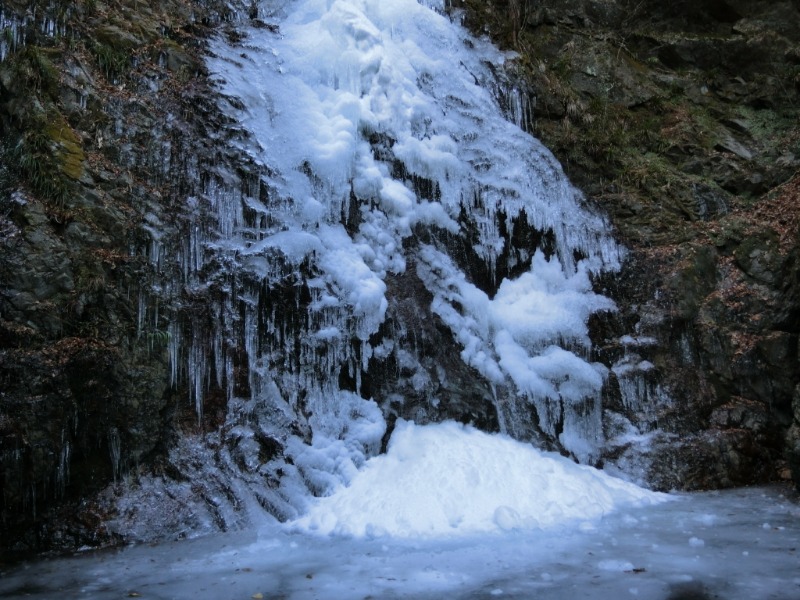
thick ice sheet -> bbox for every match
[2,486,798,599]
[293,421,666,537]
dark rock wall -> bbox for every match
[0,0,247,558]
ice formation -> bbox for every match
[205,0,621,446]
[127,0,629,533]
[0,6,69,62]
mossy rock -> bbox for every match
[0,46,61,101]
[94,24,148,52]
[731,228,782,284]
[707,214,748,249]
[46,117,85,181]
[153,39,202,75]
[668,244,718,319]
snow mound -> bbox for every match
[293,420,668,538]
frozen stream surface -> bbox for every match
[1,487,798,600]
[1,423,799,600]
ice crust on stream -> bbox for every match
[3,486,799,600]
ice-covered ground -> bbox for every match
[1,424,798,599]
[1,491,798,600]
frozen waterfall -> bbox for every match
[128,0,632,537]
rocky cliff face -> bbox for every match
[0,0,243,556]
[0,0,798,559]
[456,0,800,487]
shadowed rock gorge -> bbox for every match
[0,0,798,560]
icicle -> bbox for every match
[56,430,71,496]
[109,428,121,482]
[168,319,180,387]
[0,13,24,62]
[504,85,534,133]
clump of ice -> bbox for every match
[293,420,667,538]
[417,246,614,459]
[598,559,636,572]
[688,537,705,548]
[285,391,386,497]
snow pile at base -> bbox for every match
[293,420,668,538]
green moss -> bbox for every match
[7,46,60,98]
[620,152,677,190]
[731,105,800,152]
[91,41,129,82]
[1,109,80,207]
[46,118,85,181]
[0,37,81,208]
